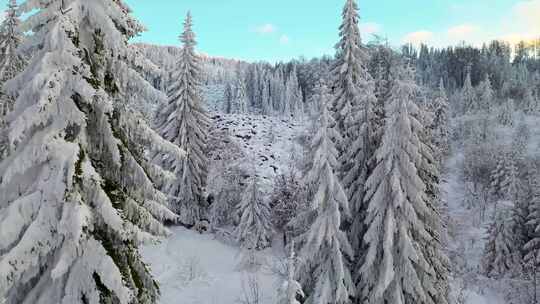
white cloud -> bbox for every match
[512,0,540,33]
[359,22,381,37]
[279,35,290,45]
[402,30,433,45]
[447,24,479,40]
[0,10,6,24]
[253,24,276,35]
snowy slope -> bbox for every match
[209,113,307,193]
[141,227,284,304]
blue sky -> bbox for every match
[2,0,540,62]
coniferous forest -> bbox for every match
[1,1,540,304]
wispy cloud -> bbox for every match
[402,30,433,45]
[253,23,277,35]
[359,22,381,37]
[279,35,290,45]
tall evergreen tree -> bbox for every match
[278,242,305,304]
[477,74,494,113]
[331,2,377,293]
[235,175,273,251]
[296,87,354,304]
[154,12,211,225]
[482,210,522,279]
[461,70,477,114]
[0,0,186,303]
[331,0,374,140]
[359,65,448,304]
[430,78,450,162]
[0,0,25,160]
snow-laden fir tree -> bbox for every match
[154,12,211,225]
[461,69,477,114]
[261,78,273,115]
[490,153,508,199]
[430,78,450,162]
[0,0,25,110]
[524,167,540,271]
[331,0,374,140]
[235,174,273,250]
[523,87,538,114]
[0,1,187,303]
[359,65,448,304]
[482,209,522,279]
[331,3,378,289]
[224,78,248,114]
[512,117,530,162]
[285,67,303,117]
[295,88,354,304]
[277,241,305,304]
[498,98,515,126]
[477,74,494,113]
[0,0,25,160]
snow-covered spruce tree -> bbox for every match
[490,153,508,199]
[461,70,477,115]
[285,67,303,118]
[359,65,448,304]
[154,12,211,225]
[331,0,374,141]
[430,78,450,162]
[524,168,540,271]
[233,78,249,114]
[477,74,494,113]
[482,210,522,279]
[0,1,187,303]
[331,2,377,287]
[235,175,273,250]
[295,92,354,304]
[0,0,25,109]
[498,98,515,126]
[523,87,538,114]
[277,241,305,304]
[0,0,26,160]
[512,117,530,163]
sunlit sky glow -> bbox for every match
[1,0,539,62]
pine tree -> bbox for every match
[359,65,448,304]
[512,117,530,162]
[154,12,211,225]
[331,0,374,140]
[461,70,478,114]
[0,0,25,160]
[277,241,305,304]
[524,168,540,271]
[430,78,450,161]
[296,87,354,304]
[477,74,494,113]
[235,175,273,250]
[523,87,538,114]
[233,78,249,114]
[331,3,377,291]
[490,153,508,199]
[482,210,522,279]
[285,67,303,117]
[0,1,186,303]
[498,99,515,126]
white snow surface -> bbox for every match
[141,226,284,304]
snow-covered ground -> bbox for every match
[142,110,305,304]
[443,151,504,304]
[142,227,284,304]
